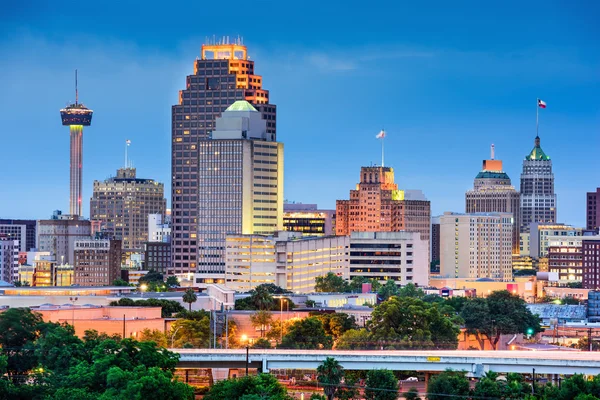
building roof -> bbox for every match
[225,100,257,112]
[475,171,511,180]
[526,136,550,160]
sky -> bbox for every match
[0,1,598,227]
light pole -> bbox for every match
[140,284,148,298]
[280,298,288,344]
[241,334,249,376]
[70,296,78,330]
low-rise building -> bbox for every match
[283,203,336,236]
[74,239,122,286]
[529,223,583,259]
[548,237,583,283]
[37,214,91,265]
[145,242,171,275]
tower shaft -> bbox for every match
[69,125,84,217]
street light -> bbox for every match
[241,334,249,376]
[140,284,148,298]
[280,298,288,344]
[70,296,78,330]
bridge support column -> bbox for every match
[262,356,268,373]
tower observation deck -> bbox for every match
[60,70,93,217]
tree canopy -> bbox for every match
[364,369,398,400]
[315,272,349,293]
[281,317,333,349]
[109,298,185,317]
[203,373,292,400]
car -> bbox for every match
[405,377,418,382]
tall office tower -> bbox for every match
[171,39,276,276]
[90,167,166,252]
[466,145,520,254]
[583,237,600,290]
[73,239,122,286]
[336,166,431,244]
[60,71,93,217]
[587,188,600,231]
[283,203,336,236]
[431,217,440,270]
[37,213,91,265]
[0,238,19,283]
[195,100,283,286]
[440,212,513,281]
[520,136,556,232]
[0,219,36,251]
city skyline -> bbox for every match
[1,2,598,228]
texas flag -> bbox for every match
[376,129,386,139]
[538,99,547,108]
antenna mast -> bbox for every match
[75,69,78,105]
[491,143,495,160]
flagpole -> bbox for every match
[125,140,128,168]
[536,98,539,137]
[381,136,384,167]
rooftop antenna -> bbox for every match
[491,143,495,160]
[75,69,78,105]
[125,139,131,168]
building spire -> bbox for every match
[491,143,495,160]
[535,135,540,147]
[75,69,78,105]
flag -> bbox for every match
[538,99,546,108]
[376,130,386,139]
[126,139,131,146]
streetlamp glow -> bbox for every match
[140,284,148,298]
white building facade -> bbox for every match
[0,239,19,283]
[148,214,171,243]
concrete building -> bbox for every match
[520,136,557,232]
[90,167,166,252]
[583,236,600,290]
[440,212,513,281]
[349,231,428,287]
[465,146,520,254]
[171,40,276,276]
[195,100,283,287]
[0,239,18,283]
[224,232,349,293]
[0,219,36,251]
[548,237,583,283]
[529,223,583,258]
[283,203,335,236]
[0,223,27,253]
[148,213,171,243]
[336,166,431,246]
[73,239,122,286]
[145,242,171,275]
[18,253,74,287]
[37,215,91,265]
[587,188,600,232]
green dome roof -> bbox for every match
[526,136,550,160]
[475,171,511,180]
[225,100,258,112]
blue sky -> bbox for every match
[1,1,598,227]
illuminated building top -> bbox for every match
[60,71,93,126]
[526,136,550,161]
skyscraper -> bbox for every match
[0,219,36,251]
[171,39,276,276]
[587,188,600,232]
[466,145,520,253]
[195,100,283,286]
[60,71,93,218]
[336,166,431,244]
[90,167,166,252]
[519,136,556,232]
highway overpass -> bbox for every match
[174,349,600,378]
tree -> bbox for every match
[281,317,333,349]
[314,312,357,339]
[250,310,273,338]
[171,318,210,348]
[204,374,293,400]
[166,276,179,287]
[402,387,421,400]
[472,371,502,399]
[315,272,349,293]
[575,336,600,351]
[426,370,470,400]
[364,369,398,400]
[349,276,381,293]
[460,290,541,350]
[251,338,272,349]
[139,329,168,348]
[396,283,425,299]
[378,280,400,301]
[182,288,198,311]
[334,328,374,350]
[139,270,164,284]
[337,374,360,400]
[0,308,43,382]
[109,298,185,317]
[316,357,344,400]
[112,278,130,286]
[305,299,317,308]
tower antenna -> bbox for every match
[75,69,78,105]
[125,139,131,168]
[491,143,495,160]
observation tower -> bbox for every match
[60,70,93,217]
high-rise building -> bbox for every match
[520,136,556,232]
[528,223,583,259]
[548,237,583,283]
[90,167,166,252]
[60,71,93,217]
[225,232,348,292]
[349,231,429,287]
[283,203,336,236]
[73,239,122,286]
[37,214,91,265]
[587,188,600,232]
[583,237,600,290]
[466,146,520,253]
[440,212,513,281]
[336,166,431,245]
[431,217,441,270]
[0,224,26,253]
[194,100,283,286]
[0,219,36,251]
[171,39,276,276]
[145,242,171,275]
[0,238,18,283]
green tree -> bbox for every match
[334,328,374,350]
[426,370,470,400]
[364,369,398,400]
[182,288,198,311]
[316,357,344,400]
[378,280,400,301]
[472,371,502,399]
[349,276,382,292]
[139,270,164,284]
[575,336,600,351]
[460,290,541,350]
[397,283,425,299]
[109,298,185,317]
[139,328,168,348]
[281,317,333,349]
[112,278,130,286]
[204,374,292,400]
[99,365,194,399]
[402,387,421,400]
[315,272,349,293]
[251,338,272,349]
[305,299,317,308]
[310,395,327,400]
[171,318,210,348]
[0,307,43,382]
[166,276,179,287]
[314,313,357,339]
[250,310,273,338]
